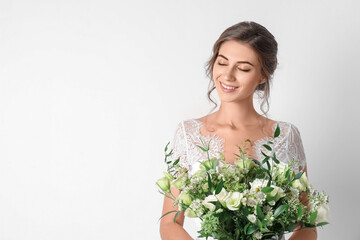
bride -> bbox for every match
[159,21,317,240]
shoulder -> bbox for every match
[276,120,304,143]
[174,118,200,134]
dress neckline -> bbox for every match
[190,118,283,162]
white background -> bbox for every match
[0,0,359,239]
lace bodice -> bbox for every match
[167,118,307,175]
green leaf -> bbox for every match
[207,172,213,192]
[274,124,280,138]
[262,156,270,164]
[261,187,274,193]
[242,206,250,216]
[266,193,277,202]
[215,180,224,195]
[252,159,262,166]
[196,145,207,152]
[261,151,268,158]
[256,204,265,220]
[256,219,263,229]
[158,210,177,221]
[172,159,180,166]
[297,204,303,221]
[213,159,220,169]
[173,211,182,223]
[164,141,170,152]
[286,223,298,232]
[309,211,318,223]
[246,225,258,235]
[272,152,280,164]
[263,144,272,151]
[244,223,250,234]
[294,171,304,180]
[315,221,329,227]
[285,169,290,180]
[274,204,288,218]
[267,140,274,144]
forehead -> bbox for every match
[218,40,260,66]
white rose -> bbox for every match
[267,185,286,202]
[216,188,232,207]
[247,214,257,223]
[203,195,217,212]
[225,192,243,211]
[315,203,330,223]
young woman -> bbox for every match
[159,21,317,240]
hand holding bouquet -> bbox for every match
[156,124,329,240]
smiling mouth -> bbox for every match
[220,81,238,90]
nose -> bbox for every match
[223,67,236,81]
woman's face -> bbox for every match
[212,40,265,103]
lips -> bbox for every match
[219,82,239,93]
[220,82,238,89]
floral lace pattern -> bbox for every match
[167,118,307,174]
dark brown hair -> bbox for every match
[205,21,278,115]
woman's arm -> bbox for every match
[288,166,317,240]
[159,185,193,240]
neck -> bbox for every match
[214,97,263,128]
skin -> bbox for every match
[160,40,317,239]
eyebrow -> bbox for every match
[218,54,254,66]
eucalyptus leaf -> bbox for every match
[263,144,272,151]
[164,141,170,152]
[252,159,262,166]
[196,145,207,152]
[262,156,270,164]
[272,152,280,164]
[172,159,180,166]
[274,124,280,138]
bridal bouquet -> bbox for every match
[156,125,329,240]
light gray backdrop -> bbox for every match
[0,0,359,239]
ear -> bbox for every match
[259,78,266,85]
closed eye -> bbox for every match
[217,62,250,72]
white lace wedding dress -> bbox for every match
[167,118,307,240]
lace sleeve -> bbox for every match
[287,123,307,173]
[167,121,189,169]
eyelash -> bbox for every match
[217,63,250,72]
